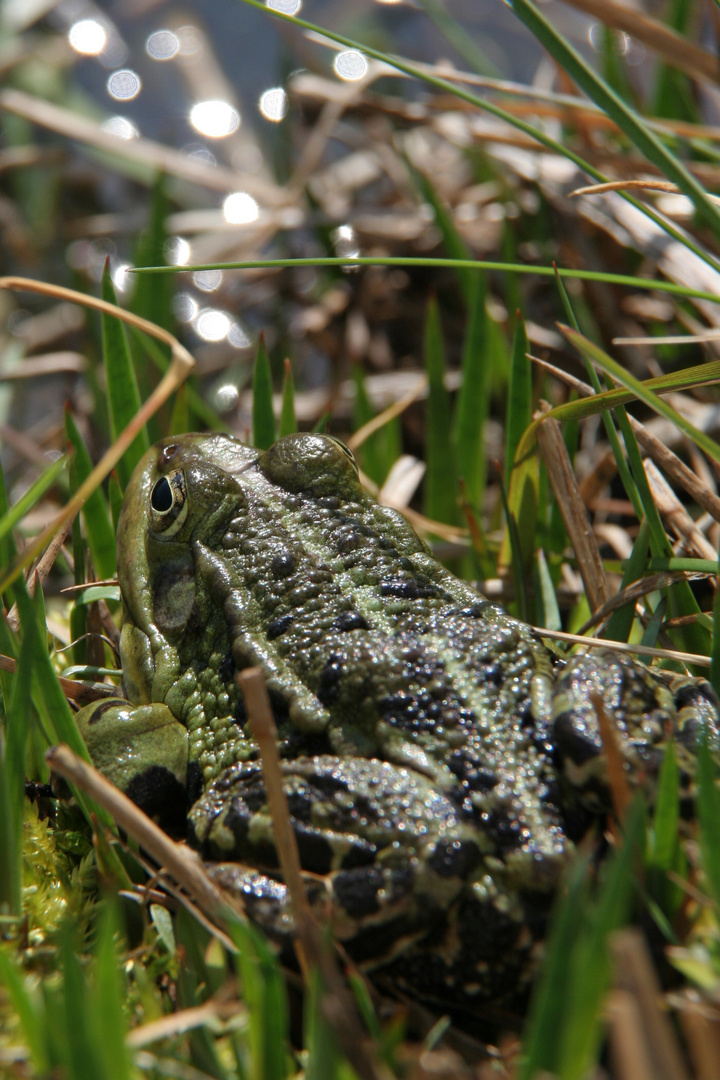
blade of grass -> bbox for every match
[649,740,679,873]
[453,271,489,507]
[556,798,645,1080]
[0,950,49,1075]
[101,263,149,489]
[229,919,289,1080]
[605,519,650,643]
[518,856,591,1079]
[132,172,172,337]
[134,256,720,307]
[423,297,459,526]
[408,164,474,302]
[0,589,39,915]
[252,333,275,450]
[505,313,532,490]
[65,410,116,581]
[712,576,720,697]
[696,732,720,906]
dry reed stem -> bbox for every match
[0,88,289,203]
[573,180,720,205]
[238,666,389,1080]
[591,692,631,823]
[536,414,611,612]
[677,999,720,1080]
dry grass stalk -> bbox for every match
[45,744,244,926]
[0,653,117,703]
[676,999,720,1080]
[558,0,720,86]
[610,929,690,1080]
[0,88,289,203]
[573,180,720,205]
[536,629,711,669]
[536,414,610,612]
[607,988,656,1080]
[591,693,631,823]
[643,459,717,561]
[0,276,195,593]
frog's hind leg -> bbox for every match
[550,649,720,815]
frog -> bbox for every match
[74,431,720,1015]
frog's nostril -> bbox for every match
[160,443,180,466]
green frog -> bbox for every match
[75,432,720,1013]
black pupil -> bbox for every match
[151,476,173,513]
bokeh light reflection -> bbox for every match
[223,192,259,224]
[189,100,240,138]
[259,87,288,121]
[266,0,301,13]
[101,116,139,140]
[165,237,191,265]
[173,293,198,322]
[334,50,368,81]
[193,269,223,292]
[195,308,232,341]
[107,69,141,101]
[68,19,107,55]
[112,263,134,294]
[146,30,179,60]
[215,384,239,411]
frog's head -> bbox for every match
[116,433,257,700]
[115,433,362,693]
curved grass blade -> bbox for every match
[0,453,66,546]
[509,0,720,239]
[136,256,720,306]
[233,0,720,273]
[561,325,720,466]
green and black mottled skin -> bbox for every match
[75,432,720,1014]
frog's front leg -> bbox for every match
[551,650,720,806]
[74,698,190,831]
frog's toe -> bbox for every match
[551,651,675,796]
[671,679,720,749]
[75,698,189,831]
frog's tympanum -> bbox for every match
[75,433,720,1013]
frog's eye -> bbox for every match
[149,470,189,537]
[326,437,359,475]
